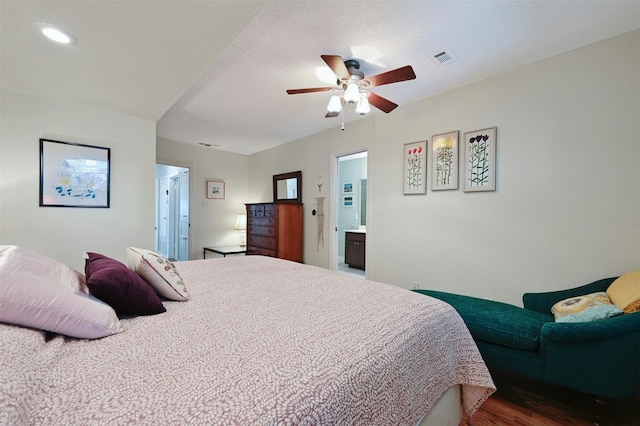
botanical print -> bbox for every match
[431,131,458,190]
[464,127,496,192]
[404,141,427,194]
[207,181,225,199]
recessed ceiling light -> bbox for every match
[32,22,78,45]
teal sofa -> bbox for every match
[414,277,640,399]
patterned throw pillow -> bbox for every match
[126,247,189,301]
[551,292,623,323]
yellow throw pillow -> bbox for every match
[606,271,640,313]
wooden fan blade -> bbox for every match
[321,55,350,80]
[368,92,398,113]
[366,65,416,87]
[286,87,334,95]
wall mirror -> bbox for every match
[273,171,302,204]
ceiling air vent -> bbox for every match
[197,142,220,148]
[430,49,456,68]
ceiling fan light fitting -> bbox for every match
[356,96,370,115]
[344,82,360,103]
[327,95,343,113]
[287,54,416,117]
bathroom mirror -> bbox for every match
[273,171,302,204]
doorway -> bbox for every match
[155,164,190,261]
[335,151,367,278]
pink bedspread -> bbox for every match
[1,256,494,425]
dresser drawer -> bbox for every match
[263,205,277,218]
[345,231,365,243]
[248,217,275,227]
[246,247,276,257]
[248,205,266,217]
[250,225,275,237]
[248,235,276,250]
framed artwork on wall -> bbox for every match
[343,195,353,207]
[431,130,459,191]
[343,182,353,194]
[403,140,427,194]
[464,127,497,192]
[39,138,110,208]
[206,181,225,199]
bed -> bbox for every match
[0,246,495,425]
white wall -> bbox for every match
[0,89,156,271]
[249,31,640,305]
[156,138,248,260]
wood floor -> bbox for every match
[460,369,640,426]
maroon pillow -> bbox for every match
[85,252,165,316]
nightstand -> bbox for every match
[203,245,246,259]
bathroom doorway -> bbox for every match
[336,151,367,277]
[155,164,190,261]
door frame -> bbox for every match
[155,162,192,260]
[329,149,368,275]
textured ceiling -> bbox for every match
[2,1,639,155]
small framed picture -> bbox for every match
[343,195,353,207]
[343,182,353,194]
[206,181,225,199]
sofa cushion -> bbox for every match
[414,290,551,351]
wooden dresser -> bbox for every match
[245,202,303,262]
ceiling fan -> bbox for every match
[286,55,416,117]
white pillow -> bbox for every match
[126,247,189,301]
[0,245,122,339]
